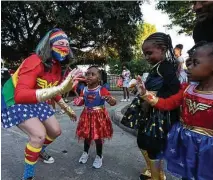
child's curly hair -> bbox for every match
[87,65,107,85]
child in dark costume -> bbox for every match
[121,32,180,180]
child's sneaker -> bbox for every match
[127,99,131,102]
[120,99,127,102]
[79,152,89,164]
[92,155,103,169]
[64,99,69,103]
[39,151,55,164]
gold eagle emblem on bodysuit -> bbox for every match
[185,98,212,115]
[37,78,58,88]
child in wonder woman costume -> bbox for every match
[1,28,83,180]
[137,42,213,180]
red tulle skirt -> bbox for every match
[76,107,113,140]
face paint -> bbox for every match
[50,30,70,62]
[52,45,69,62]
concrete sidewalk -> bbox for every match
[1,92,144,180]
[1,91,178,180]
[109,92,179,180]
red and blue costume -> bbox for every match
[1,28,77,180]
[76,85,113,140]
[1,54,62,128]
[154,83,213,180]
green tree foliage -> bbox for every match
[128,59,151,77]
[108,57,151,76]
[156,1,195,35]
[1,1,142,63]
[107,58,122,75]
[134,22,157,58]
[108,23,155,75]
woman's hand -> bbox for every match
[66,108,77,121]
[60,68,84,93]
[70,68,85,82]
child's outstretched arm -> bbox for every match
[142,88,184,111]
[100,87,116,106]
[105,95,116,106]
[137,76,187,111]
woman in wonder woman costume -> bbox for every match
[1,28,83,180]
[137,42,213,180]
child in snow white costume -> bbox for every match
[1,28,83,180]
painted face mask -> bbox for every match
[50,30,70,62]
[52,45,69,62]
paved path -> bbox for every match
[1,92,178,180]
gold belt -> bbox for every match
[85,106,105,111]
[181,121,213,137]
